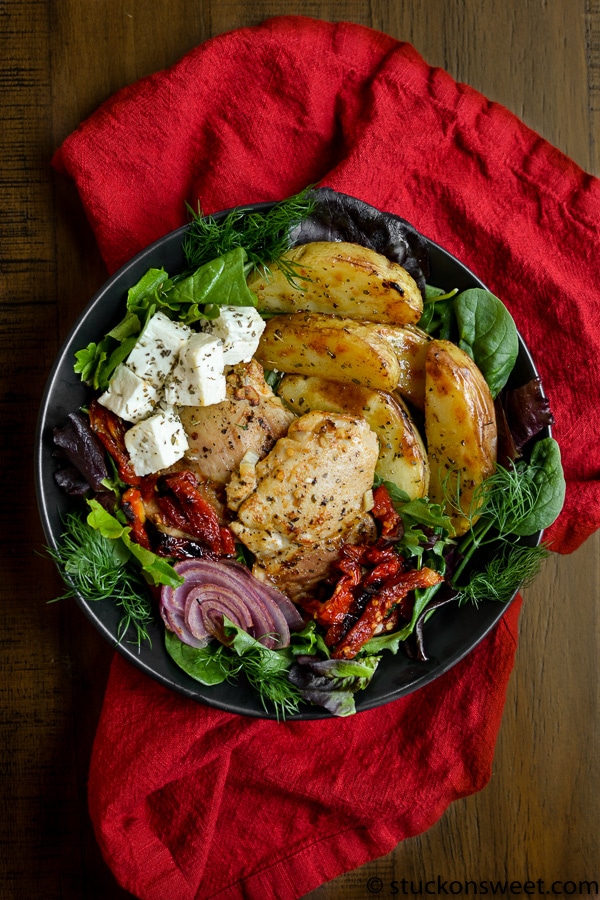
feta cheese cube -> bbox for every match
[97,364,159,423]
[126,311,192,388]
[203,305,266,365]
[124,407,189,477]
[164,332,227,407]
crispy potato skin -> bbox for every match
[425,340,497,536]
[373,323,431,410]
[278,374,430,499]
[248,241,423,325]
[255,312,401,392]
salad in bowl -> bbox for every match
[36,187,565,718]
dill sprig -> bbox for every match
[47,511,154,649]
[456,543,550,607]
[222,621,303,719]
[238,645,303,720]
[468,464,542,537]
[444,462,554,604]
[183,186,317,284]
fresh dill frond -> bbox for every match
[441,459,557,602]
[239,646,303,720]
[112,578,155,648]
[183,186,317,284]
[443,461,549,558]
[47,511,155,649]
[455,543,550,607]
[48,511,128,601]
[469,464,542,537]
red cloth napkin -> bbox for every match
[52,16,600,900]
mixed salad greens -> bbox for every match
[48,187,565,718]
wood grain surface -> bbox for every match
[2,2,599,898]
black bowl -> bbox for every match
[35,205,544,719]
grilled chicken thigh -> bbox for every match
[177,360,295,484]
[227,410,379,597]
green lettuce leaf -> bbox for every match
[86,499,183,587]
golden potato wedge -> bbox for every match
[278,374,429,498]
[255,312,401,392]
[373,323,431,410]
[425,340,497,536]
[248,241,423,325]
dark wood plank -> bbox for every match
[1,2,598,898]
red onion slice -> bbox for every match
[186,585,254,640]
[160,597,210,649]
[160,559,305,650]
[256,578,305,630]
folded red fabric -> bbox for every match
[89,606,520,899]
[53,16,600,900]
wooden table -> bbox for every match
[2,2,599,897]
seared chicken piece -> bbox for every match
[177,359,295,484]
[251,515,377,601]
[227,410,379,598]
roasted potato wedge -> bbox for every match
[425,340,497,536]
[373,323,431,410]
[255,312,401,392]
[278,374,429,499]
[248,241,423,325]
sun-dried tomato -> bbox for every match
[162,470,235,557]
[218,526,237,557]
[332,565,443,659]
[88,400,143,486]
[360,553,403,590]
[371,484,403,539]
[312,544,365,626]
[122,487,152,550]
[155,494,191,533]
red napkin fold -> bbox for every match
[53,16,600,900]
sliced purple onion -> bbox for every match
[188,585,253,639]
[256,578,305,630]
[160,597,209,649]
[160,559,305,650]
[198,588,254,644]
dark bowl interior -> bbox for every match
[35,208,544,719]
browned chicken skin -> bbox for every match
[227,410,379,598]
[177,359,295,484]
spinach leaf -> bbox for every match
[163,248,256,323]
[125,267,171,316]
[289,620,330,658]
[164,631,233,685]
[454,288,519,398]
[510,437,566,536]
[418,286,458,338]
[164,622,302,719]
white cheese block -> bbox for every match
[97,364,160,423]
[126,311,192,388]
[164,332,227,407]
[203,305,266,364]
[124,408,189,477]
